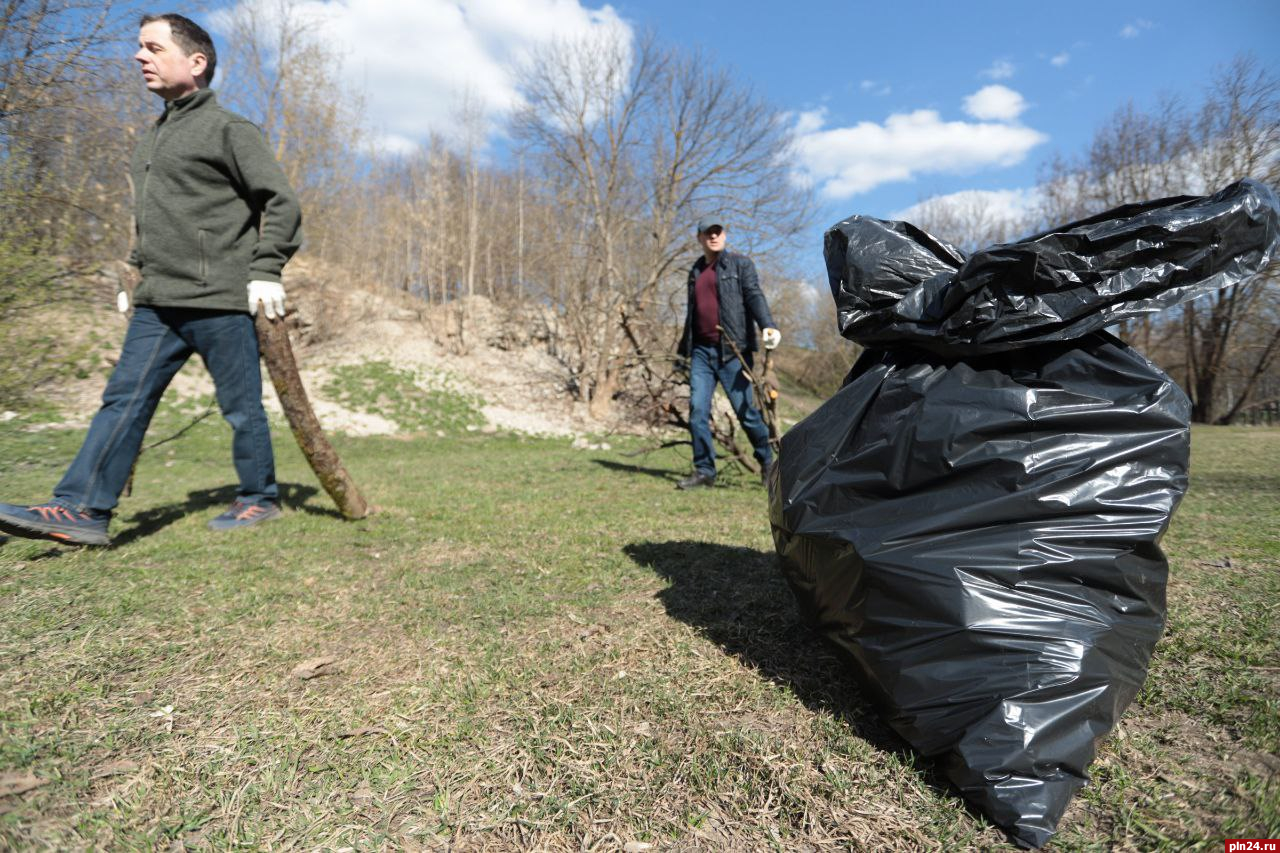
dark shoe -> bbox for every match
[676,471,716,490]
[761,460,776,485]
[0,500,110,546]
[207,500,282,531]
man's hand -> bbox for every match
[116,291,129,314]
[762,327,781,350]
[248,280,286,320]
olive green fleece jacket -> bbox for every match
[127,88,302,313]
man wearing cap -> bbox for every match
[675,218,781,490]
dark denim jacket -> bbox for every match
[678,250,776,361]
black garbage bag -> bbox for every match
[769,179,1280,848]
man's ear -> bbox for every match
[189,51,208,84]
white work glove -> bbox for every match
[248,280,286,320]
[762,327,781,350]
[116,291,129,313]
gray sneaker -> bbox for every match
[0,500,110,546]
[676,472,716,490]
[207,500,282,531]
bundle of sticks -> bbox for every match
[717,328,781,453]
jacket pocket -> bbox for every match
[718,271,738,297]
[198,229,208,282]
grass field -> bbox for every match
[0,397,1277,850]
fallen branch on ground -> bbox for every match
[255,313,369,520]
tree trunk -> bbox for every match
[255,314,370,519]
[588,370,617,419]
[1215,321,1280,424]
[587,306,619,419]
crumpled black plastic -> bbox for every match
[769,179,1280,848]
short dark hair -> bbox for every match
[140,13,217,86]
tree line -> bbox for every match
[2,0,1277,425]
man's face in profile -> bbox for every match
[135,20,204,101]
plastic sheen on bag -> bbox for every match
[769,179,1280,848]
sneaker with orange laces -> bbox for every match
[0,500,111,546]
[207,499,282,531]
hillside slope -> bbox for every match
[13,261,835,442]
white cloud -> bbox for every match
[890,187,1041,248]
[792,108,827,136]
[962,85,1028,121]
[859,79,892,97]
[891,187,1040,224]
[981,60,1015,80]
[1121,18,1153,38]
[210,0,631,149]
[1050,52,1070,67]
[374,133,422,156]
[793,109,1048,199]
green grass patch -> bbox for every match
[0,415,1276,849]
[321,360,485,433]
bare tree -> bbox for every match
[511,30,654,416]
[0,1,151,404]
[453,91,490,350]
[900,191,1038,252]
[1,1,150,254]
[1,1,119,139]
[1040,55,1280,424]
[214,0,366,267]
[513,29,810,421]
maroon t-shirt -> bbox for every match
[693,263,719,343]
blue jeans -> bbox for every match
[55,306,277,514]
[688,342,773,476]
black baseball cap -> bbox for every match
[695,217,724,234]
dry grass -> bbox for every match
[0,412,1277,850]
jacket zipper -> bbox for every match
[136,115,170,267]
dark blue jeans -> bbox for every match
[688,342,773,477]
[55,306,277,514]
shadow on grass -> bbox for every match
[624,537,1013,835]
[593,459,680,482]
[623,539,900,747]
[623,539,996,830]
[0,534,66,562]
[112,481,340,547]
[595,459,762,489]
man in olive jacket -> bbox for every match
[0,13,302,546]
[675,217,781,490]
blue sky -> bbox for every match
[196,0,1277,264]
[616,0,1279,225]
